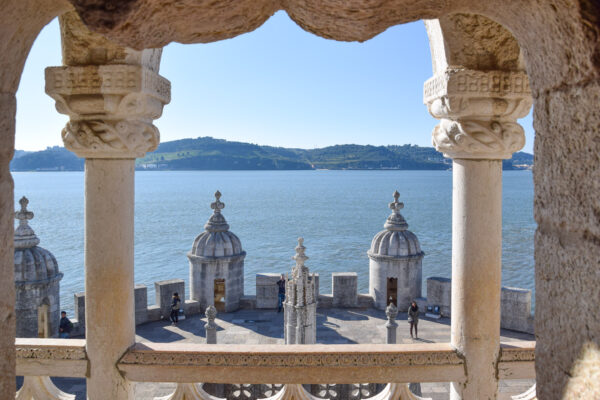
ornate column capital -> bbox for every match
[424,69,532,160]
[45,64,170,159]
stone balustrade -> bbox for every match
[15,339,535,399]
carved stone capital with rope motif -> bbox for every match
[45,64,170,159]
[424,69,532,160]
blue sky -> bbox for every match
[15,11,534,153]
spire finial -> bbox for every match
[384,190,408,231]
[211,190,225,213]
[389,190,404,213]
[293,237,309,266]
[15,196,34,223]
[204,190,229,232]
[14,196,40,248]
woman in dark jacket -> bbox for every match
[170,292,181,325]
[408,301,419,339]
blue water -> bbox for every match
[13,170,535,315]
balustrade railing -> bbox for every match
[15,339,536,399]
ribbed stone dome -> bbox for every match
[190,191,244,258]
[14,196,63,283]
[368,191,424,258]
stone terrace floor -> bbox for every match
[28,308,535,400]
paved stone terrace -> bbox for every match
[23,308,535,399]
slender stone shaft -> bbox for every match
[205,305,217,344]
[85,159,135,399]
[385,302,398,344]
[450,159,502,400]
[0,93,16,399]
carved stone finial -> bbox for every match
[293,237,309,266]
[204,191,230,232]
[15,196,34,223]
[211,191,225,213]
[384,191,408,231]
[389,190,404,213]
[14,196,40,249]
[386,300,398,323]
[205,305,217,321]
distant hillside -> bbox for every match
[10,138,533,171]
[10,146,83,171]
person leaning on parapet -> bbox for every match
[170,292,181,326]
[59,311,73,338]
[277,274,286,313]
[408,301,420,339]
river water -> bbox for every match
[13,170,535,315]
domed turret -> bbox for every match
[188,191,246,312]
[190,191,243,257]
[368,191,424,310]
[14,196,63,337]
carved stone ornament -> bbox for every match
[16,376,75,400]
[424,69,532,160]
[45,64,171,159]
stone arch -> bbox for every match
[424,14,525,74]
[1,1,598,398]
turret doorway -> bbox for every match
[214,279,226,312]
[387,277,397,306]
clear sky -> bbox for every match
[15,11,535,153]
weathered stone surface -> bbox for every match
[532,81,600,398]
[0,92,16,399]
[60,11,162,71]
[73,292,85,332]
[256,273,280,309]
[433,14,524,72]
[134,284,148,325]
[426,277,451,317]
[501,287,534,334]
[332,272,358,308]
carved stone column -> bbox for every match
[385,300,398,344]
[45,15,170,397]
[424,69,531,400]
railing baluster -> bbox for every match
[16,376,75,400]
[155,383,224,400]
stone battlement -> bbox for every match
[67,273,534,336]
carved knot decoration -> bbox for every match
[424,69,532,160]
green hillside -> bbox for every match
[10,137,533,171]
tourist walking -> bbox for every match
[408,301,419,339]
[277,274,286,312]
[59,311,73,338]
[170,292,181,325]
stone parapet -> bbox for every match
[332,272,358,308]
[424,276,534,334]
[501,287,534,334]
[134,284,148,326]
[255,273,280,309]
[426,277,451,317]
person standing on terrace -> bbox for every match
[277,274,286,312]
[408,301,419,339]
